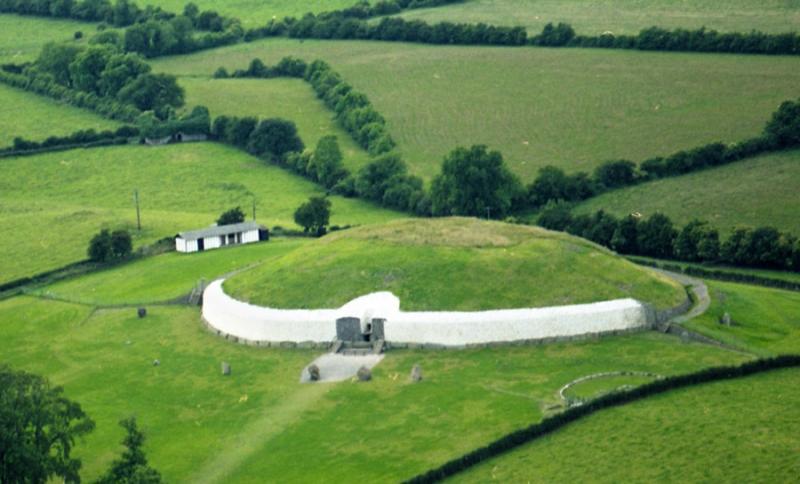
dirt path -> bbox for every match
[653,268,711,322]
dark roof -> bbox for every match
[177,221,262,241]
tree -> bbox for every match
[636,213,677,258]
[217,207,245,225]
[96,418,161,484]
[610,215,639,254]
[99,52,151,97]
[0,365,95,483]
[311,135,346,188]
[594,160,637,189]
[294,196,331,236]
[586,210,618,247]
[536,200,573,231]
[117,73,185,111]
[246,118,304,159]
[765,98,800,148]
[69,44,115,94]
[355,153,407,202]
[36,42,83,86]
[430,145,522,218]
[110,230,133,259]
[88,229,113,262]
[224,117,257,147]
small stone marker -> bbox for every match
[308,364,320,382]
[137,307,147,318]
[357,366,372,382]
[153,359,160,366]
[410,364,423,382]
[720,312,732,326]
[221,362,231,376]
[681,331,690,343]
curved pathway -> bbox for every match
[653,268,711,322]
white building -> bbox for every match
[175,221,268,253]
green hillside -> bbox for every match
[453,367,800,483]
[0,84,121,146]
[140,0,356,26]
[179,77,371,171]
[0,14,93,63]
[225,217,686,310]
[391,0,800,35]
[574,150,800,235]
[0,295,744,481]
[0,143,399,284]
[153,39,800,181]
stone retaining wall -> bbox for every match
[202,280,654,347]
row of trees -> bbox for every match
[210,115,303,161]
[88,229,133,262]
[0,365,161,483]
[1,126,137,155]
[526,98,800,209]
[537,205,800,271]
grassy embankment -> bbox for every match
[0,83,121,146]
[179,77,371,172]
[153,38,800,182]
[0,143,400,285]
[629,255,800,285]
[390,0,800,35]
[0,292,746,482]
[574,149,800,235]
[225,218,686,310]
[0,13,94,63]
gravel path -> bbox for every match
[300,353,385,383]
[653,268,711,322]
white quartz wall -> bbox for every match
[202,280,650,346]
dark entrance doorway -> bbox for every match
[197,238,205,251]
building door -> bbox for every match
[197,238,205,251]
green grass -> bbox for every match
[0,14,94,63]
[0,84,121,146]
[179,77,371,172]
[152,38,800,182]
[562,374,657,401]
[0,295,746,481]
[32,238,309,305]
[225,217,686,310]
[684,281,800,357]
[0,143,400,285]
[453,367,800,483]
[390,0,800,35]
[141,0,356,26]
[629,255,800,285]
[574,150,800,236]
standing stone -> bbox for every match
[137,307,147,318]
[410,364,423,382]
[721,312,732,326]
[357,366,372,382]
[308,364,320,382]
[221,362,231,376]
[680,331,690,343]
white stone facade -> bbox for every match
[202,280,651,347]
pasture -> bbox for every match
[0,14,93,64]
[391,0,800,36]
[224,218,686,310]
[0,84,121,146]
[179,77,371,171]
[0,293,746,482]
[574,149,800,235]
[140,0,356,26]
[453,367,800,483]
[152,38,800,181]
[0,143,399,285]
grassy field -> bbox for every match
[0,14,94,63]
[32,238,309,306]
[453,367,800,483]
[0,143,400,285]
[153,38,800,182]
[0,293,746,482]
[179,77,371,171]
[684,281,800,357]
[142,0,355,26]
[0,84,121,146]
[391,0,800,36]
[574,150,800,235]
[225,218,686,310]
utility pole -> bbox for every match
[252,198,256,221]
[134,189,141,231]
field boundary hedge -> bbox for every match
[630,258,800,292]
[403,355,800,483]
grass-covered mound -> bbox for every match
[225,217,685,310]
